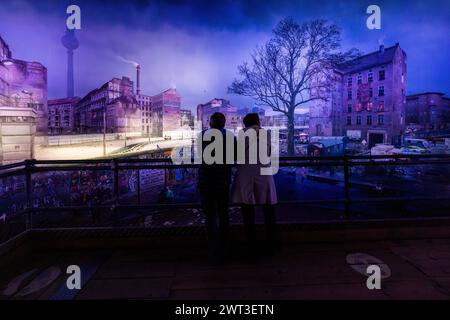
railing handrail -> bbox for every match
[1,154,450,175]
[1,153,450,248]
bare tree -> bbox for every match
[228,18,360,155]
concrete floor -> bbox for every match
[2,236,450,300]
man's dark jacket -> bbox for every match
[197,128,235,192]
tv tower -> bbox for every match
[61,29,79,98]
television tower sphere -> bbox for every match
[61,29,79,51]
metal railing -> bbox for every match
[1,154,450,246]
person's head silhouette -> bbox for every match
[209,112,226,129]
[243,113,260,128]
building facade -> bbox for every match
[75,76,140,136]
[0,35,47,164]
[406,92,450,131]
[197,98,238,131]
[0,36,47,138]
[310,43,407,147]
[180,109,194,128]
[47,97,80,134]
[264,113,309,128]
[309,69,344,137]
[136,94,152,136]
[106,95,141,135]
[151,88,181,138]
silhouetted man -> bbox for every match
[197,112,235,264]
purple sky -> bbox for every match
[1,0,449,114]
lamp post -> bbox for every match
[103,108,106,157]
[22,90,35,160]
[147,108,152,144]
[124,116,128,147]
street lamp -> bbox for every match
[125,116,128,147]
[103,108,106,157]
[21,90,35,159]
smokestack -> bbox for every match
[136,64,141,95]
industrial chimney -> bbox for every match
[136,64,141,95]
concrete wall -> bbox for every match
[6,60,47,136]
[48,133,118,146]
[0,106,36,164]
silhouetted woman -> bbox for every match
[231,113,279,258]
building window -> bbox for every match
[370,87,373,98]
[367,115,372,125]
[367,102,373,111]
[378,114,384,125]
[378,86,385,96]
[378,101,385,112]
[356,116,361,125]
[347,90,352,100]
[347,116,351,125]
[379,70,385,81]
[368,72,373,82]
[357,75,362,84]
[347,77,352,87]
[347,104,352,113]
[355,103,362,112]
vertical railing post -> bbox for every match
[25,159,34,230]
[343,156,351,219]
[137,169,141,206]
[112,159,119,223]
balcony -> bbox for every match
[1,155,450,299]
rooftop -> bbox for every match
[407,92,447,99]
[339,43,403,74]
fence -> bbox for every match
[1,154,450,246]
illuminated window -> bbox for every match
[367,102,373,111]
[355,103,362,112]
[378,101,385,112]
